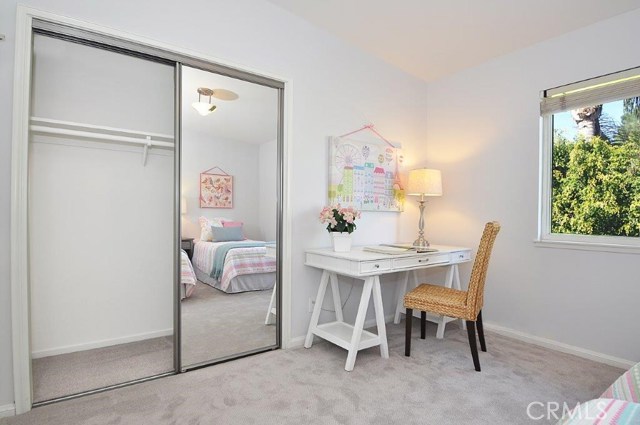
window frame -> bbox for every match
[537,69,640,252]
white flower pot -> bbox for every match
[331,232,352,252]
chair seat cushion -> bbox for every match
[404,284,469,319]
[601,362,640,403]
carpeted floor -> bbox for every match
[181,282,276,367]
[10,320,623,425]
[31,335,174,403]
[32,282,275,402]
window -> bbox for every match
[539,68,640,249]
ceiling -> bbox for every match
[182,66,278,144]
[267,0,640,82]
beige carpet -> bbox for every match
[32,283,275,402]
[181,282,276,367]
[31,336,174,403]
[10,320,623,425]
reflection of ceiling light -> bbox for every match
[211,88,239,101]
[192,102,217,116]
[192,87,217,116]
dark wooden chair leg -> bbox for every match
[420,311,426,339]
[405,308,413,356]
[476,310,487,352]
[466,320,481,372]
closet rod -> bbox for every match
[31,116,174,142]
[30,125,174,148]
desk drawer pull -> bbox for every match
[452,251,471,262]
[393,254,449,269]
[359,260,391,273]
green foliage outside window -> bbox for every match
[551,111,640,237]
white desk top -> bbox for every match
[305,245,471,278]
[306,245,469,261]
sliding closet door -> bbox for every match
[29,33,176,403]
[180,65,280,368]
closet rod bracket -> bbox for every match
[142,137,152,166]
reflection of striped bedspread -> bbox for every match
[181,250,196,299]
[193,240,276,292]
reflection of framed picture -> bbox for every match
[200,173,233,208]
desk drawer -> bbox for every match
[359,259,391,274]
[393,254,449,269]
[450,250,471,263]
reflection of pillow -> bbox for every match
[211,226,244,242]
[199,216,229,241]
[222,221,243,228]
[209,217,228,227]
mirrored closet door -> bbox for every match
[29,33,176,403]
[180,65,280,368]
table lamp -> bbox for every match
[406,168,442,248]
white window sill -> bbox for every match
[533,239,640,255]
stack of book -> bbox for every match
[362,244,438,254]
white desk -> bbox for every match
[304,245,471,371]
[264,244,277,325]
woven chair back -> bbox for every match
[465,221,500,319]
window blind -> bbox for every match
[540,67,640,115]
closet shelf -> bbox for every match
[29,117,175,166]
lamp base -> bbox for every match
[413,237,430,248]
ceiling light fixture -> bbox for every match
[192,87,217,116]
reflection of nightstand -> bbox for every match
[181,238,194,260]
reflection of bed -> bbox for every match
[192,240,276,293]
[181,250,197,299]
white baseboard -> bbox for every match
[31,328,173,359]
[485,322,637,370]
[0,404,16,418]
[287,335,306,349]
[366,314,395,330]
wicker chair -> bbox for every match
[403,221,500,372]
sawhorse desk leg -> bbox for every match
[435,264,465,338]
[264,283,277,325]
[305,271,389,372]
[304,270,330,349]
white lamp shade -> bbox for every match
[406,168,443,196]
[181,198,187,215]
[191,102,217,116]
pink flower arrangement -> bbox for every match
[319,204,361,234]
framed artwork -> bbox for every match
[328,136,405,212]
[200,168,233,208]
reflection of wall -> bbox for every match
[258,140,277,241]
[29,36,175,357]
[181,131,261,239]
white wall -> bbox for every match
[28,36,175,357]
[258,140,277,241]
[418,9,640,363]
[181,131,261,239]
[0,0,431,407]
